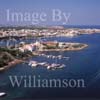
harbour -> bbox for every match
[0,32,100,99]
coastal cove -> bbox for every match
[0,32,100,99]
[0,41,88,71]
[0,27,89,71]
[0,0,100,99]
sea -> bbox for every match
[0,25,100,100]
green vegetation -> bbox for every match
[72,44,84,48]
[45,45,57,49]
[0,47,33,68]
[0,47,33,58]
[0,52,15,67]
[43,42,59,50]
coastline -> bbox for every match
[38,44,88,52]
[0,43,88,72]
[0,44,88,72]
[0,52,36,72]
[0,59,23,72]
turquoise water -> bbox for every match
[0,33,100,99]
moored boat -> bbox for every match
[0,92,7,97]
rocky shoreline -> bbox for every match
[0,59,23,72]
[0,44,88,72]
[39,44,88,52]
[0,56,35,72]
[0,47,34,72]
[0,42,88,72]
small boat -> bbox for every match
[0,92,6,97]
[51,63,60,67]
[59,64,66,68]
[52,56,56,59]
[47,65,51,70]
[63,57,70,60]
[47,63,66,70]
[57,55,62,58]
[47,63,60,70]
[44,63,49,67]
[31,63,38,67]
[28,61,38,67]
[39,62,47,66]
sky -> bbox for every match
[0,0,100,26]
